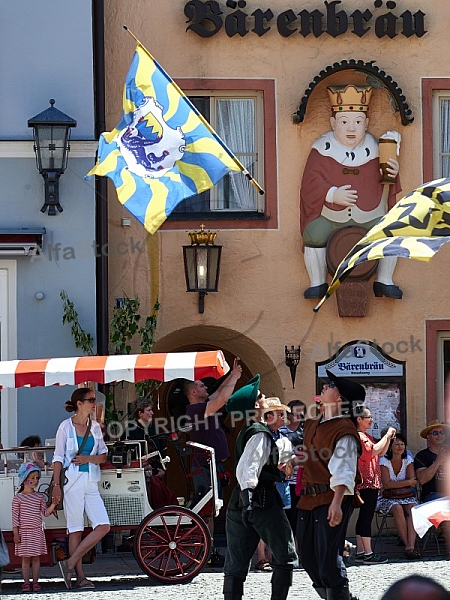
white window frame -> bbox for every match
[432,91,450,179]
[188,89,265,213]
[0,261,17,447]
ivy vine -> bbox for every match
[60,290,161,428]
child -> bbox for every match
[12,462,56,592]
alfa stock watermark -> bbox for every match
[309,336,422,360]
[31,238,145,262]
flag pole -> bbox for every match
[123,26,265,195]
[313,294,329,313]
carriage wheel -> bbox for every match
[134,505,212,583]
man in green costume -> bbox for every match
[223,378,297,600]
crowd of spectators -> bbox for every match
[3,366,450,597]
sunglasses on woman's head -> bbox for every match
[83,397,96,403]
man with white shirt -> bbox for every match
[223,393,297,600]
[296,370,363,600]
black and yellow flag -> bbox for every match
[314,177,450,312]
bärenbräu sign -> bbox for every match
[184,0,426,39]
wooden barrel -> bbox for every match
[326,225,378,280]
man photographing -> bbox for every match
[184,357,242,565]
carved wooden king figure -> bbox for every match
[300,84,402,299]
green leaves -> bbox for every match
[60,291,161,425]
[60,290,94,355]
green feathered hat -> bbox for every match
[224,374,261,415]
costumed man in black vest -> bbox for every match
[223,376,297,600]
[296,370,363,600]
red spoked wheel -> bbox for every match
[134,505,212,583]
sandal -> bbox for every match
[58,559,74,589]
[21,583,31,592]
[32,582,42,592]
[77,577,95,589]
[255,559,273,572]
[404,549,421,560]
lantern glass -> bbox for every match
[183,246,197,292]
[206,245,221,290]
[34,125,70,173]
[183,245,222,292]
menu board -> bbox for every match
[362,383,402,439]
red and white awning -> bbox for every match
[0,351,227,389]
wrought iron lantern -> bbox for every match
[183,225,222,314]
[285,345,301,389]
[28,99,77,215]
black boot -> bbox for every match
[313,587,327,599]
[373,281,403,299]
[223,575,244,600]
[326,585,359,600]
[270,567,293,600]
[304,283,328,299]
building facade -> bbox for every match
[0,0,98,444]
[102,0,449,463]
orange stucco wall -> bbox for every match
[104,0,450,454]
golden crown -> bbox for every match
[327,84,373,113]
[187,224,218,245]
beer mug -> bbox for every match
[379,137,398,184]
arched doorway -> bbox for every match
[152,325,283,520]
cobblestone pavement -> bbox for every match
[2,553,449,599]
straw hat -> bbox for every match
[420,420,448,439]
[255,397,291,416]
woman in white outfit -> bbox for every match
[52,388,110,589]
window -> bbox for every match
[162,79,277,231]
[436,332,450,421]
[422,79,450,182]
[432,92,450,179]
[171,91,263,218]
[426,320,450,423]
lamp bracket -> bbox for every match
[198,291,207,314]
[41,171,63,215]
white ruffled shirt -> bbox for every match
[52,417,107,483]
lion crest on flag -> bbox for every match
[117,96,185,178]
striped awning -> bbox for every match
[0,351,227,389]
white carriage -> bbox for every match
[0,351,226,583]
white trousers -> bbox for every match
[63,472,110,533]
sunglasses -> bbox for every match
[430,430,445,436]
[327,382,336,388]
[83,397,96,403]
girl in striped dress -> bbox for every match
[12,462,56,592]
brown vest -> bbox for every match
[298,416,360,510]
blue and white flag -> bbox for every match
[87,45,245,233]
